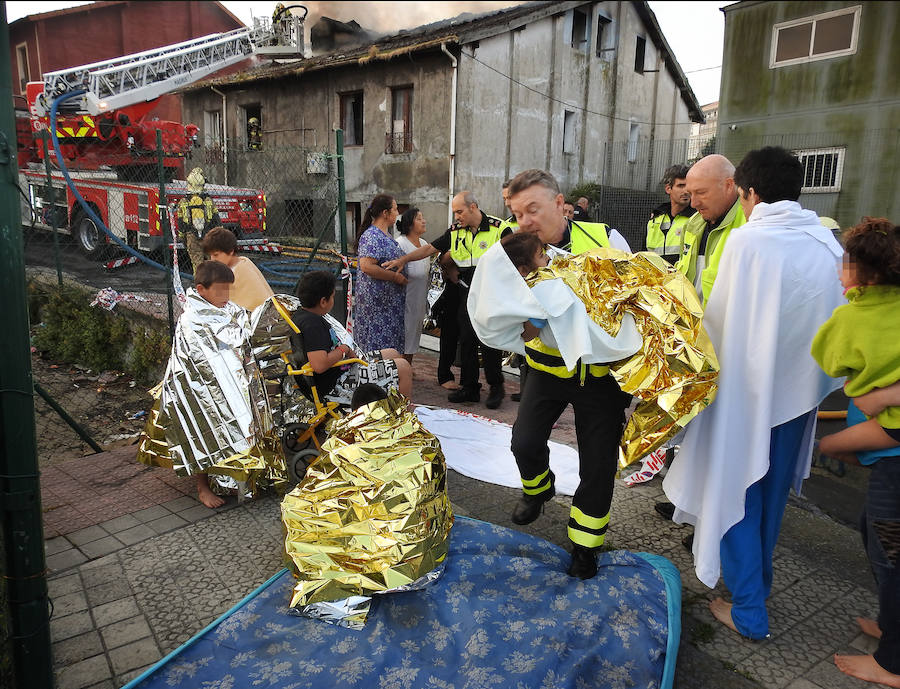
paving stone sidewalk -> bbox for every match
[41,348,883,689]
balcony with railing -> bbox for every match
[385,131,413,154]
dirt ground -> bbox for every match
[30,349,153,468]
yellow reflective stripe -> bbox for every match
[521,467,550,488]
[83,116,94,127]
[568,525,606,548]
[571,505,609,530]
[523,477,553,495]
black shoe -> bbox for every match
[654,501,676,521]
[511,478,555,525]
[682,532,694,551]
[511,392,521,402]
[567,545,598,579]
[485,384,505,409]
[448,386,480,403]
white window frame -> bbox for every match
[770,5,861,68]
[16,43,29,93]
[795,146,845,193]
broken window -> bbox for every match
[570,8,590,53]
[340,91,364,146]
[244,105,262,150]
[634,35,646,74]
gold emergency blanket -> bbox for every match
[528,248,719,468]
[281,392,453,627]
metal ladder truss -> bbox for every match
[43,25,277,115]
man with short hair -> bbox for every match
[645,164,693,264]
[503,169,630,580]
[674,154,746,305]
[664,147,844,640]
[501,179,518,230]
[572,196,590,221]
[563,202,575,220]
[430,191,511,408]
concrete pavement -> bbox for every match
[41,347,882,689]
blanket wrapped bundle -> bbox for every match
[528,248,720,468]
[281,391,453,628]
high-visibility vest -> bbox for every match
[569,221,611,255]
[524,337,610,384]
[447,213,506,269]
[674,200,746,305]
[646,205,691,260]
[177,193,217,236]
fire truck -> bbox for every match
[17,7,306,263]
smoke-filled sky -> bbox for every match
[4,1,727,104]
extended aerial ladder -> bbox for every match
[24,8,306,175]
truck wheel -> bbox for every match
[73,212,108,258]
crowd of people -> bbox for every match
[171,147,899,687]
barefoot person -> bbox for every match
[662,147,845,639]
[808,217,900,686]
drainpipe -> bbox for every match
[441,42,457,227]
[210,86,228,185]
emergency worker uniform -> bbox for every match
[567,219,611,254]
[645,202,694,264]
[512,302,629,552]
[674,199,746,305]
[176,168,221,269]
[431,212,512,400]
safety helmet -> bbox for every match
[186,167,206,193]
[249,117,260,127]
[818,216,840,231]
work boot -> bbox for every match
[485,384,505,409]
[682,532,694,551]
[448,386,480,404]
[567,544,598,580]
[654,501,676,521]
[510,392,521,402]
[511,477,555,525]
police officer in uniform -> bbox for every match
[176,167,221,270]
[645,164,693,264]
[501,179,518,231]
[505,169,629,579]
[432,191,512,408]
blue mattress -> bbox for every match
[124,517,681,689]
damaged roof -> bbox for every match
[184,1,703,123]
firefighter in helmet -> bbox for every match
[248,117,262,150]
[176,167,221,269]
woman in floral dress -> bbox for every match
[353,194,407,352]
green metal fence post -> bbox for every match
[0,8,54,689]
[336,128,348,257]
[41,132,63,286]
[157,130,175,335]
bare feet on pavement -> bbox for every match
[196,473,225,509]
[440,381,460,390]
[857,617,883,639]
[834,654,900,687]
[709,597,740,635]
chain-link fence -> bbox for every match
[576,128,897,251]
[20,131,346,460]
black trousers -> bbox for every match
[511,368,626,545]
[862,458,900,674]
[458,286,503,390]
[435,281,461,384]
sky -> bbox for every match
[4,1,728,105]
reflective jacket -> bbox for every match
[447,212,507,270]
[176,193,220,238]
[568,220,610,255]
[524,336,610,384]
[645,202,693,263]
[674,199,746,305]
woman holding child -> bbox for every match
[353,195,407,352]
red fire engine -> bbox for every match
[16,9,306,263]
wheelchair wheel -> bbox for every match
[282,422,313,453]
[287,448,320,484]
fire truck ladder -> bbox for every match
[41,25,278,116]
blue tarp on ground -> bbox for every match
[125,517,681,689]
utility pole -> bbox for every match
[0,7,54,689]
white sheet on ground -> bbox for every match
[415,406,581,496]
